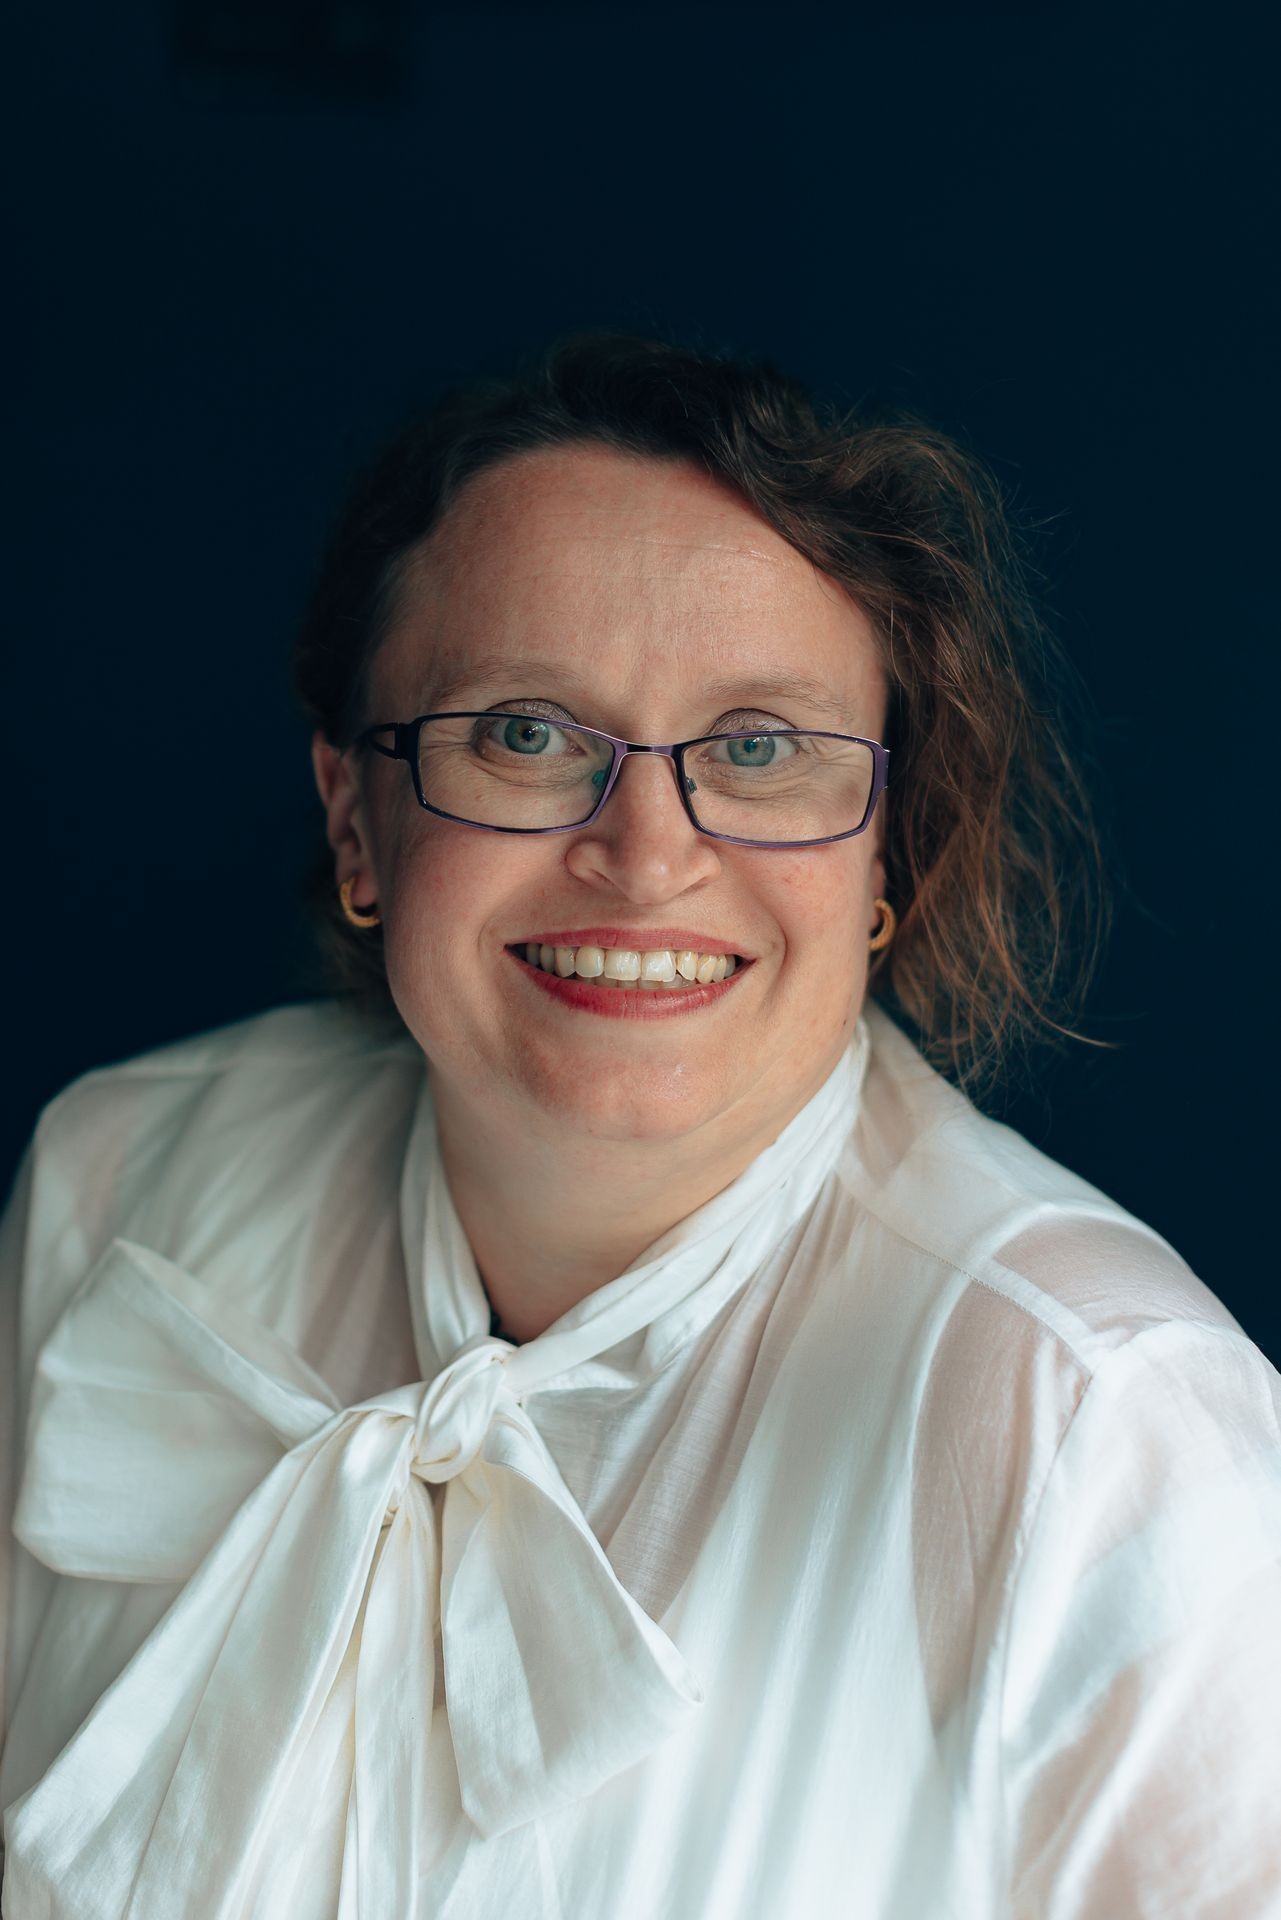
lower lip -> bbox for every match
[506,949,752,1018]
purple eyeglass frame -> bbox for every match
[352,711,891,850]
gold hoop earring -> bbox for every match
[339,876,381,929]
[868,897,896,953]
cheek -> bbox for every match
[761,848,874,1041]
[763,846,871,953]
[381,828,478,959]
[377,821,543,976]
[375,828,520,1059]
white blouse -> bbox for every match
[1,997,1279,1919]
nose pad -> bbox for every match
[605,750,694,827]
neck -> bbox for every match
[431,1070,833,1346]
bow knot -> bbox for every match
[371,1336,515,1522]
[408,1332,513,1482]
[5,1237,704,1915]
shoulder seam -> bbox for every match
[832,1151,1137,1365]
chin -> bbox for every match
[512,1046,739,1144]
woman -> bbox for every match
[2,334,1278,1918]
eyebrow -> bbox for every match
[414,655,861,729]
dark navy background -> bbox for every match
[7,4,1275,1357]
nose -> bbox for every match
[563,748,722,901]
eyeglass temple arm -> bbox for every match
[352,723,403,759]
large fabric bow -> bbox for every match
[5,1236,704,1916]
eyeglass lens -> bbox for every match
[415,714,876,843]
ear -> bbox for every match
[311,730,378,901]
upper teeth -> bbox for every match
[522,943,737,985]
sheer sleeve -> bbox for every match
[999,1320,1281,1918]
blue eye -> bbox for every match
[500,717,553,755]
[698,730,800,776]
[726,734,777,767]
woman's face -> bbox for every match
[314,444,889,1147]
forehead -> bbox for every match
[377,443,885,720]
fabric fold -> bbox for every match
[5,1236,703,1916]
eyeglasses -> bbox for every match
[352,711,890,850]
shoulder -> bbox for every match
[32,996,417,1114]
[24,997,420,1168]
[3,999,423,1372]
[846,1003,1273,1574]
[851,1000,1242,1369]
[844,1008,1281,1760]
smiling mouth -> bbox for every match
[506,941,744,989]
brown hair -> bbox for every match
[290,330,1112,1103]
